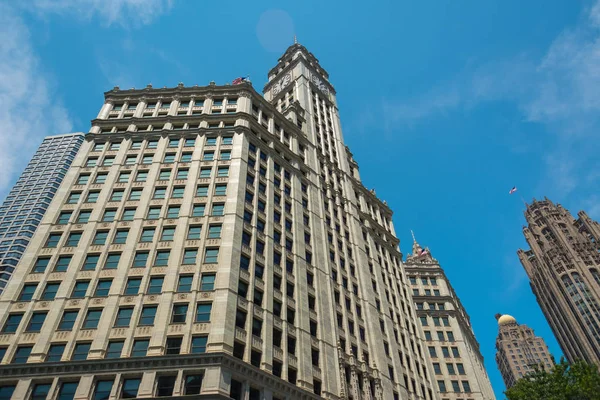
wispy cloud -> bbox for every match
[0,0,174,198]
[0,3,73,194]
[28,0,174,27]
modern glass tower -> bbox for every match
[0,43,437,400]
[0,133,84,293]
[405,236,496,399]
[518,198,600,366]
[494,314,554,389]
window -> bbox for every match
[172,186,185,198]
[177,275,193,292]
[114,230,128,244]
[83,309,102,329]
[115,308,133,327]
[185,374,204,395]
[83,254,100,270]
[86,158,98,167]
[102,209,116,222]
[72,342,90,360]
[132,339,149,357]
[128,189,142,201]
[19,284,38,301]
[140,306,157,325]
[451,380,460,393]
[122,208,136,221]
[94,380,113,400]
[188,226,201,239]
[191,335,208,354]
[147,139,159,148]
[125,155,137,165]
[192,204,205,217]
[77,210,92,223]
[133,251,149,268]
[433,363,442,374]
[208,224,222,238]
[442,347,451,358]
[67,192,81,204]
[161,227,176,241]
[11,345,32,363]
[199,168,211,178]
[462,380,471,392]
[428,347,437,357]
[118,172,131,183]
[159,169,171,180]
[166,337,182,354]
[457,363,465,375]
[155,250,171,266]
[156,376,176,397]
[140,228,155,242]
[442,316,450,326]
[106,341,124,359]
[181,152,192,162]
[148,277,164,294]
[196,186,208,197]
[171,304,189,324]
[47,344,65,362]
[142,155,153,164]
[438,380,447,393]
[184,138,196,147]
[147,207,161,219]
[452,347,460,357]
[447,363,456,375]
[57,211,72,224]
[153,187,166,199]
[41,282,60,300]
[33,257,50,273]
[217,166,229,177]
[163,153,176,163]
[102,156,114,166]
[71,281,89,298]
[200,274,215,291]
[203,151,214,161]
[196,303,212,322]
[212,203,224,216]
[0,386,15,400]
[125,278,142,295]
[77,174,90,185]
[104,253,121,269]
[58,311,78,331]
[205,248,219,263]
[110,190,124,202]
[136,171,148,182]
[2,314,23,333]
[93,231,108,245]
[121,378,141,399]
[215,184,227,196]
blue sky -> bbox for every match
[1,0,600,397]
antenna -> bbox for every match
[294,35,298,44]
[411,230,417,243]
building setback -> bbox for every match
[494,314,554,389]
[518,198,600,366]
[0,43,439,399]
[0,133,84,293]
[405,236,496,400]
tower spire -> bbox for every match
[294,34,298,44]
[411,230,417,244]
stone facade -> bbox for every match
[518,198,600,365]
[494,314,554,389]
[405,237,495,400]
[0,133,84,293]
[0,43,438,399]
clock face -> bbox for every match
[272,82,281,96]
[281,73,292,88]
[311,74,328,95]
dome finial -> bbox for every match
[294,34,298,44]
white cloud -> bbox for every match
[0,3,73,195]
[28,0,174,27]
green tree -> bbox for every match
[505,358,600,400]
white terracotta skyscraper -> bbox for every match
[0,43,442,399]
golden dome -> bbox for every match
[498,314,517,326]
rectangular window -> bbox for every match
[161,227,176,241]
[102,209,116,222]
[77,174,90,185]
[204,248,219,263]
[176,169,188,179]
[200,274,215,291]
[94,380,114,400]
[438,380,447,393]
[115,308,133,327]
[178,275,193,292]
[94,280,112,297]
[125,278,142,295]
[147,207,161,219]
[133,251,149,268]
[199,168,211,178]
[187,226,201,239]
[208,225,221,238]
[148,277,164,294]
[82,254,100,270]
[104,253,121,269]
[41,283,60,300]
[106,340,124,359]
[192,204,205,216]
[217,167,229,177]
[159,170,171,180]
[196,303,212,322]
[131,339,149,357]
[118,172,130,183]
[153,187,166,199]
[110,190,124,202]
[57,211,72,225]
[122,208,136,221]
[163,153,176,163]
[121,378,141,399]
[140,306,157,325]
[19,283,38,301]
[136,171,148,182]
[140,227,155,242]
[167,206,180,219]
[12,346,32,363]
[77,210,92,223]
[196,185,208,197]
[54,255,72,272]
[166,337,182,354]
[2,314,23,333]
[184,138,196,147]
[93,231,108,245]
[67,192,81,204]
[142,155,153,164]
[47,344,65,362]
[128,189,142,201]
[220,151,231,160]
[83,309,102,329]
[113,230,128,244]
[172,187,185,198]
[215,184,227,196]
[33,257,50,273]
[451,380,460,393]
[71,281,89,298]
[203,151,214,161]
[212,203,224,216]
[154,251,170,266]
[58,310,78,331]
[172,304,188,324]
[184,374,203,395]
[181,152,192,162]
[191,336,208,354]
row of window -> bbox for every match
[437,379,471,393]
[428,346,461,359]
[85,149,231,167]
[409,276,438,286]
[3,302,212,335]
[91,136,233,153]
[432,362,467,375]
[424,330,456,342]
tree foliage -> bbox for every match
[505,358,600,400]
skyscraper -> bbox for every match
[405,236,495,399]
[0,133,84,293]
[518,198,600,366]
[0,43,438,399]
[494,314,554,389]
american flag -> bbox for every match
[509,186,517,195]
[232,76,249,85]
[420,248,428,256]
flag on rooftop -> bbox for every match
[232,76,249,85]
[509,186,517,195]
